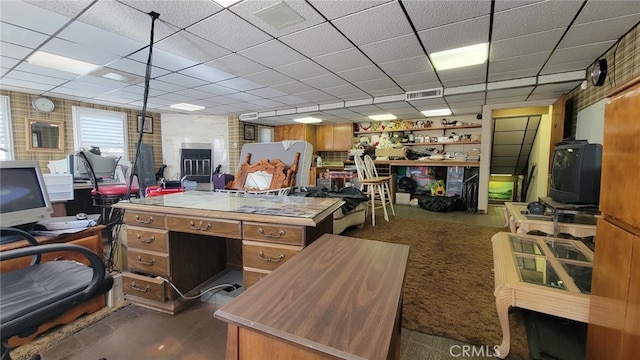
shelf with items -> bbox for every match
[354,124,481,135]
[403,140,481,146]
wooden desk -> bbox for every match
[113,192,343,314]
[504,202,597,238]
[492,232,593,358]
[0,226,106,347]
[215,233,409,360]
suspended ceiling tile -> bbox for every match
[488,68,540,82]
[119,0,222,29]
[296,89,338,102]
[242,70,294,88]
[75,74,134,89]
[252,98,286,108]
[492,144,524,156]
[238,40,307,69]
[486,95,529,105]
[337,65,388,84]
[560,15,640,48]
[271,81,316,95]
[216,77,264,92]
[492,0,583,40]
[574,0,640,24]
[302,73,349,89]
[57,20,147,57]
[155,92,199,103]
[539,60,593,75]
[1,79,53,92]
[445,92,485,103]
[1,22,49,48]
[404,0,491,31]
[418,16,490,54]
[378,56,433,78]
[205,54,268,77]
[231,0,325,38]
[276,59,328,80]
[107,58,170,79]
[451,105,483,115]
[438,64,486,82]
[493,0,541,13]
[491,157,519,167]
[322,83,368,98]
[175,88,221,100]
[402,81,443,93]
[487,87,534,99]
[313,47,374,73]
[332,2,412,46]
[149,79,187,92]
[1,1,70,34]
[246,87,287,98]
[490,28,563,60]
[127,47,198,72]
[359,33,424,64]
[307,0,390,21]
[488,52,550,75]
[156,31,230,64]
[40,38,121,66]
[2,70,68,86]
[279,22,353,58]
[271,94,307,106]
[1,41,35,60]
[442,75,487,88]
[393,71,440,88]
[187,10,273,52]
[545,40,617,67]
[532,82,583,94]
[155,73,208,88]
[406,97,448,108]
[0,56,20,70]
[227,91,263,102]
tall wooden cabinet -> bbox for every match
[587,76,640,359]
[316,123,354,151]
[273,124,316,146]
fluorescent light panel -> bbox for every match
[27,51,100,75]
[170,103,205,111]
[368,114,397,121]
[421,109,452,117]
[294,117,322,124]
[431,43,488,71]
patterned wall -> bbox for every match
[0,89,162,174]
[565,24,639,135]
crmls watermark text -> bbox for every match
[449,345,499,358]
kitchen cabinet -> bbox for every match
[273,124,316,146]
[316,123,354,151]
[587,75,640,360]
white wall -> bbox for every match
[576,98,608,145]
[160,114,229,180]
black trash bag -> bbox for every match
[302,186,368,214]
[398,176,418,194]
[417,194,463,212]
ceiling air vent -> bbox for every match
[405,88,443,101]
[239,112,258,121]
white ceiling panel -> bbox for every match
[0,0,636,123]
[187,10,272,52]
[332,2,413,46]
[279,23,352,58]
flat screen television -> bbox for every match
[549,139,602,205]
[0,160,53,240]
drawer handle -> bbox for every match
[135,215,154,224]
[136,256,156,266]
[136,234,155,244]
[257,228,285,238]
[189,221,212,231]
[130,281,150,293]
[258,251,285,263]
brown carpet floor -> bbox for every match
[344,215,530,359]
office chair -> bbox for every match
[0,227,113,360]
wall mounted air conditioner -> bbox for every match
[405,88,443,101]
[239,112,258,121]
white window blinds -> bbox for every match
[72,106,128,159]
[0,96,13,161]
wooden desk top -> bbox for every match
[113,191,344,227]
[0,225,105,252]
[215,233,410,360]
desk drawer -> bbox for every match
[125,211,166,229]
[167,216,241,239]
[122,272,166,303]
[243,267,270,289]
[127,227,168,253]
[127,249,169,276]
[243,241,302,272]
[242,222,304,245]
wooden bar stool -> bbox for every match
[364,155,395,218]
[354,156,392,226]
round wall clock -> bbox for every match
[32,96,55,113]
[590,59,608,87]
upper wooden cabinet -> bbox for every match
[315,123,353,151]
[273,124,316,146]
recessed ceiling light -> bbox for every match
[170,103,205,111]
[293,117,322,124]
[368,114,397,121]
[254,1,305,30]
[421,109,452,117]
[27,51,100,75]
[431,43,488,71]
[212,0,242,8]
[102,72,129,81]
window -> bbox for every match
[72,106,129,159]
[0,96,14,160]
[258,126,273,143]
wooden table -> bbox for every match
[492,232,594,358]
[215,233,410,360]
[113,192,344,314]
[504,202,597,238]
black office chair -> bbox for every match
[0,228,113,360]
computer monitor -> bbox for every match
[0,160,53,231]
[73,150,118,181]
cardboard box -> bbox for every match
[396,192,411,205]
[375,147,406,158]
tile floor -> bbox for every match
[31,204,511,360]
